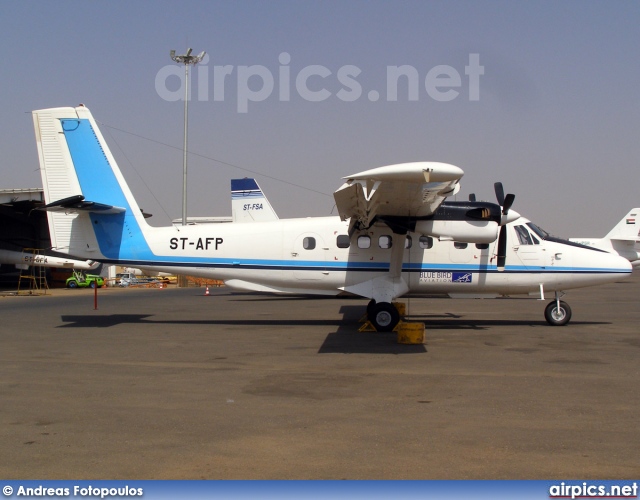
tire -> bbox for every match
[67,280,78,288]
[544,300,572,326]
[90,281,96,289]
[369,302,400,332]
[366,299,377,319]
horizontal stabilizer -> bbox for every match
[39,194,126,214]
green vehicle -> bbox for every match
[66,270,105,289]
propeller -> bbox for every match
[494,182,516,271]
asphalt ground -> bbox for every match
[1,274,639,479]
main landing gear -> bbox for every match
[367,299,401,332]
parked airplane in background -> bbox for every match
[231,178,279,223]
[0,248,99,271]
[570,209,640,268]
[32,105,631,330]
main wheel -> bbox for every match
[544,300,572,326]
[369,302,400,332]
[366,299,377,319]
[67,280,78,288]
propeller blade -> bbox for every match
[497,225,508,271]
[494,182,505,206]
[469,193,476,202]
[493,182,515,269]
[502,193,515,214]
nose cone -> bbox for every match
[565,246,632,289]
[603,252,633,274]
[577,248,632,275]
[503,209,520,225]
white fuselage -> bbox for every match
[85,214,630,298]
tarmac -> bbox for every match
[1,274,639,479]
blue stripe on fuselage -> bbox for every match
[70,255,630,275]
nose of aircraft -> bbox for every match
[596,250,633,274]
[568,246,632,288]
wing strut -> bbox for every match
[340,231,409,304]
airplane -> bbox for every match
[569,209,640,268]
[164,179,276,225]
[0,248,99,271]
[231,178,279,223]
[31,105,632,331]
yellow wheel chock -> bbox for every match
[358,302,425,344]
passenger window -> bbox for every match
[379,235,392,249]
[514,225,533,245]
[475,243,489,250]
[454,242,468,249]
[336,235,350,248]
[303,237,316,250]
[405,236,412,249]
[419,236,433,249]
[357,235,371,249]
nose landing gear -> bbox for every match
[544,296,572,326]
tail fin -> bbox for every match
[604,208,640,241]
[33,105,151,261]
[231,178,279,223]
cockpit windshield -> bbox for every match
[526,222,549,240]
[524,221,608,253]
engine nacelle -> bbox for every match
[415,219,499,244]
[376,201,506,243]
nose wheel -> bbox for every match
[544,300,572,326]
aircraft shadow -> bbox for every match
[57,305,428,355]
[58,314,345,328]
[405,315,610,329]
[319,305,427,354]
[57,307,607,354]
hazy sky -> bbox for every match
[2,1,638,237]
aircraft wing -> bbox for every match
[334,162,463,229]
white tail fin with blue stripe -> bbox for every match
[231,178,279,223]
[33,105,153,262]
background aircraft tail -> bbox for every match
[604,208,640,241]
[33,105,151,261]
[231,178,279,222]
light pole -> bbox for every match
[170,48,206,226]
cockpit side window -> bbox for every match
[526,222,549,240]
[514,225,534,245]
